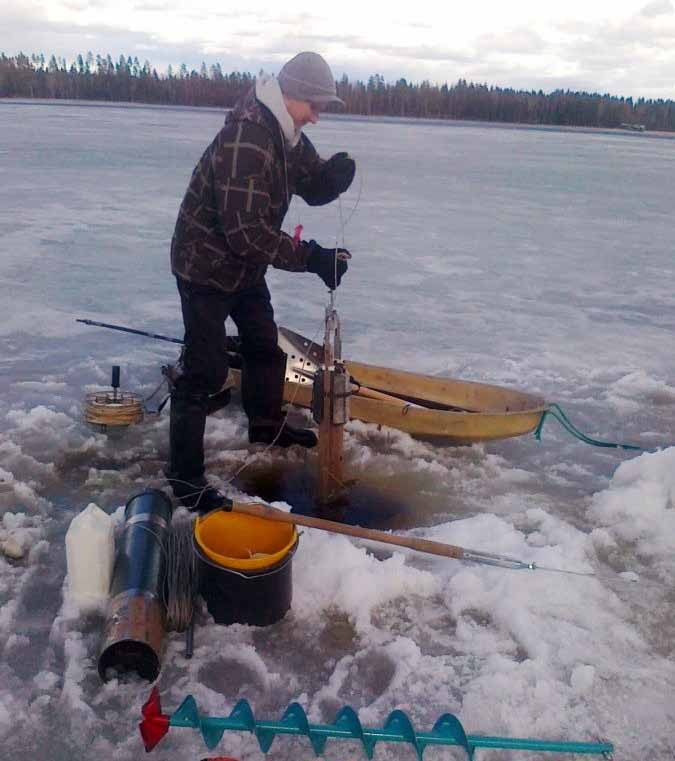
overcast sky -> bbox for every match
[3,0,675,98]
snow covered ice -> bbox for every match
[1,100,674,759]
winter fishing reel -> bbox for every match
[83,365,144,432]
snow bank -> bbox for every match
[293,528,438,632]
[590,447,675,578]
[605,370,675,415]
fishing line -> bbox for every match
[339,160,364,230]
[332,159,363,305]
[143,376,171,414]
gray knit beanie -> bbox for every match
[278,52,344,106]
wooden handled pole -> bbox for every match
[228,500,465,561]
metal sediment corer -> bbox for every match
[140,688,615,759]
[98,489,173,682]
[314,305,349,504]
[330,363,350,425]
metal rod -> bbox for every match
[77,318,184,345]
[185,618,194,659]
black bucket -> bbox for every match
[193,510,298,627]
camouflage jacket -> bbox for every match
[171,89,331,293]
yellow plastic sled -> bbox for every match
[227,327,546,444]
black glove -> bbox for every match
[296,153,356,206]
[305,240,351,289]
[322,152,356,196]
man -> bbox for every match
[167,52,355,512]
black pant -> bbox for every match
[168,277,286,480]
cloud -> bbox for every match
[559,14,675,67]
[57,0,107,9]
[640,0,674,17]
[264,12,323,26]
[475,27,547,57]
[276,32,474,64]
[132,1,173,12]
[0,4,263,72]
[2,2,675,98]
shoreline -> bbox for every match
[2,96,675,140]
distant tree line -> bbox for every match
[0,52,252,107]
[2,51,674,132]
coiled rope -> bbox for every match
[163,516,199,633]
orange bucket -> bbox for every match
[193,509,298,626]
[194,510,297,571]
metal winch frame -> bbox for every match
[278,303,350,504]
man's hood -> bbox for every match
[255,73,301,147]
[228,76,302,149]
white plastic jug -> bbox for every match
[65,503,115,611]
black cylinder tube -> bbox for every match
[98,489,173,682]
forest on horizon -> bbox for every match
[2,51,674,132]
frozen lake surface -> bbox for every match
[1,100,674,759]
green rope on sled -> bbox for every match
[535,403,648,452]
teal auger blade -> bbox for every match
[333,705,378,758]
[172,694,225,750]
[153,691,614,759]
[426,713,474,760]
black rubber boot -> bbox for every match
[169,476,226,514]
[242,348,317,448]
[249,415,318,449]
[166,389,225,512]
[206,386,231,416]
